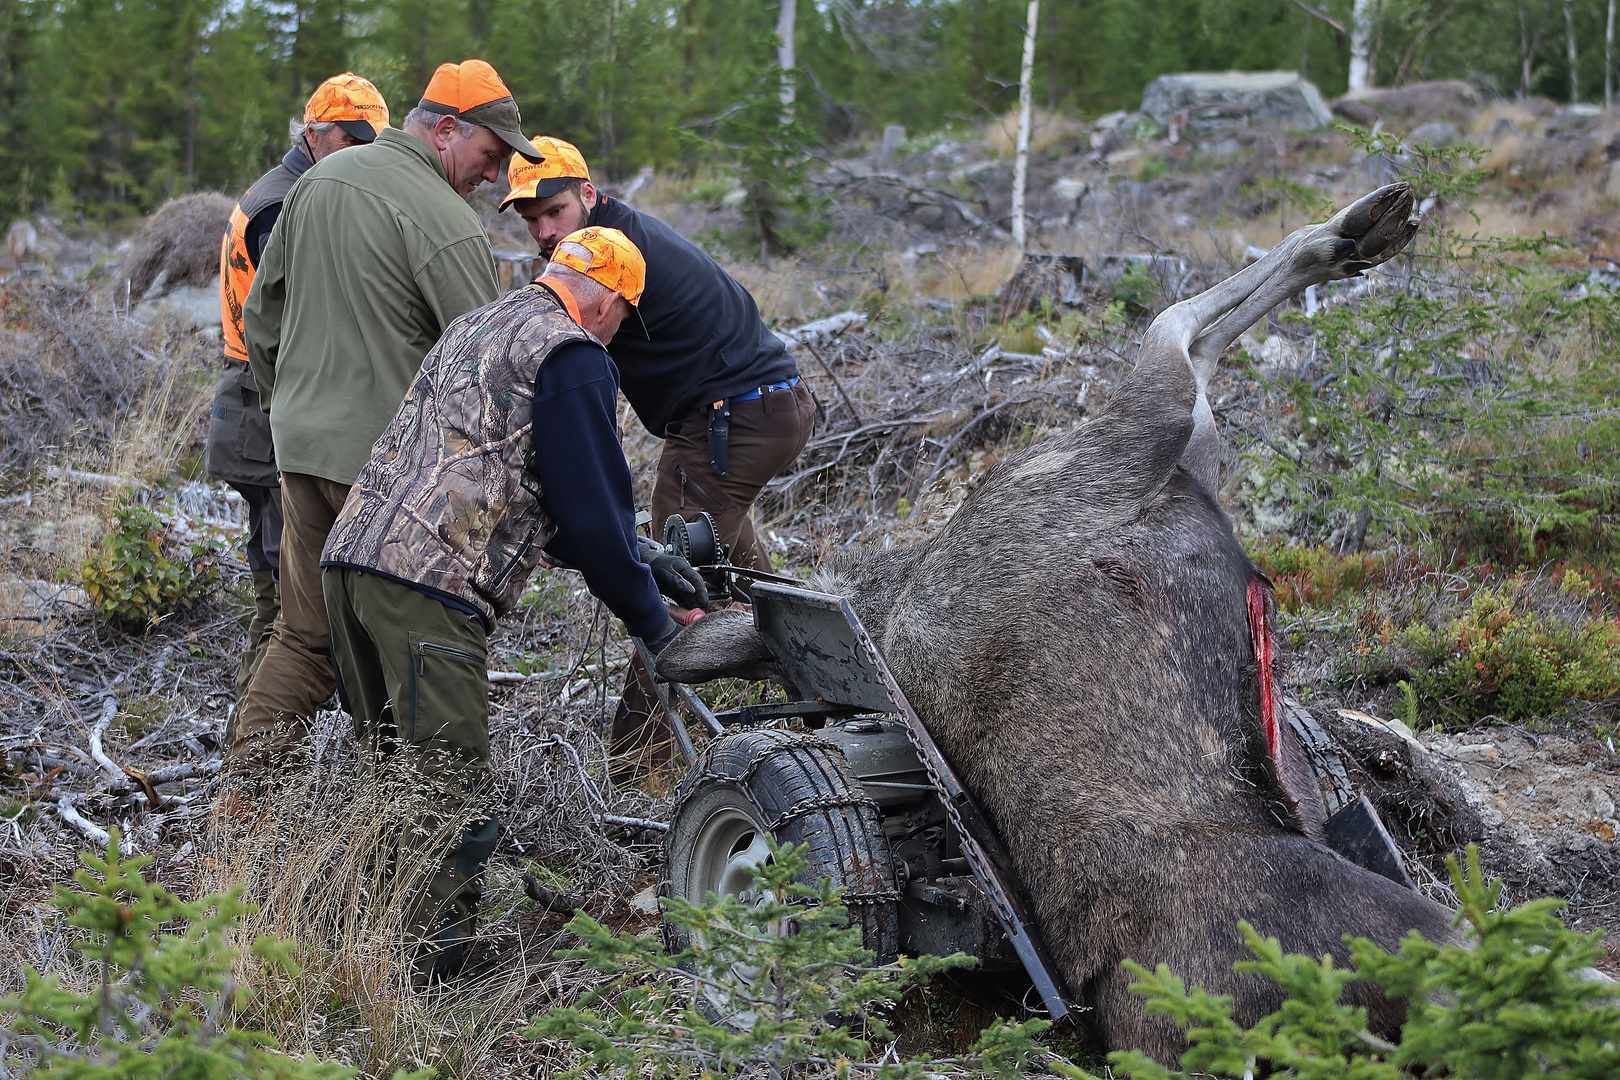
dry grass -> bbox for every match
[0,281,211,485]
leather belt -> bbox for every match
[705,377,800,477]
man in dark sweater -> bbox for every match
[501,137,816,776]
[500,137,816,573]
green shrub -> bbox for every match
[77,500,221,628]
[1249,543,1388,613]
[1240,132,1620,568]
[1334,578,1620,724]
[1108,265,1160,319]
[1096,848,1619,1080]
[0,832,417,1079]
[1404,586,1620,722]
[529,838,1069,1079]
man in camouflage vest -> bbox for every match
[321,227,705,983]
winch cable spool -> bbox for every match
[663,511,721,567]
[662,512,803,601]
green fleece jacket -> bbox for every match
[244,127,498,485]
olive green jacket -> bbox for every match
[244,127,498,485]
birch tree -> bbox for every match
[1010,0,1038,250]
[777,0,796,119]
[1349,0,1377,90]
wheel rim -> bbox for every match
[688,807,775,904]
[682,805,782,1026]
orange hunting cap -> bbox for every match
[418,59,542,162]
[500,136,591,211]
[548,226,648,337]
[304,73,390,143]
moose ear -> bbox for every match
[654,608,781,684]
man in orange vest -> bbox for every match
[212,73,389,743]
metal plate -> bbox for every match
[751,583,896,712]
[1325,792,1415,890]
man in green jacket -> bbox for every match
[236,59,541,769]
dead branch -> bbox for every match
[86,697,125,785]
[55,795,134,855]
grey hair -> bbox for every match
[402,107,478,139]
[289,118,336,148]
[540,261,615,308]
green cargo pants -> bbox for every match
[323,567,497,985]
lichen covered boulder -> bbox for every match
[1142,70,1333,134]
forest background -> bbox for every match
[4,0,1620,223]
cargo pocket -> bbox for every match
[406,635,490,765]
[204,366,242,479]
[236,366,275,465]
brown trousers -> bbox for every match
[649,381,818,571]
[228,472,352,765]
[610,381,816,776]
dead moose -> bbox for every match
[656,183,1457,1059]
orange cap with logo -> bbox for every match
[500,136,591,211]
[419,59,542,162]
[547,226,648,337]
[303,73,390,143]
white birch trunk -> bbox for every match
[1567,1,1579,102]
[1349,0,1376,91]
[777,0,797,118]
[1608,0,1615,108]
[1011,0,1039,250]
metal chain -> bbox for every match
[765,791,881,833]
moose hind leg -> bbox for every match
[1177,393,1220,498]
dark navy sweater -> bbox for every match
[243,147,313,268]
[587,196,797,435]
[533,339,670,640]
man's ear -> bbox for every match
[580,181,598,209]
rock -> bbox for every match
[1051,176,1087,204]
[132,284,221,330]
[7,221,37,264]
[1408,120,1460,147]
[1444,742,1501,762]
[0,578,90,629]
[1332,97,1382,128]
[1141,71,1333,135]
[1332,80,1483,128]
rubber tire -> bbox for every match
[663,727,900,963]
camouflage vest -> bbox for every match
[323,284,597,623]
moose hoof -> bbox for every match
[1326,182,1419,274]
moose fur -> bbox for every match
[657,184,1458,1061]
[124,192,234,302]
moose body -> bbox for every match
[659,184,1456,1059]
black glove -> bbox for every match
[639,536,710,610]
[644,617,681,655]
